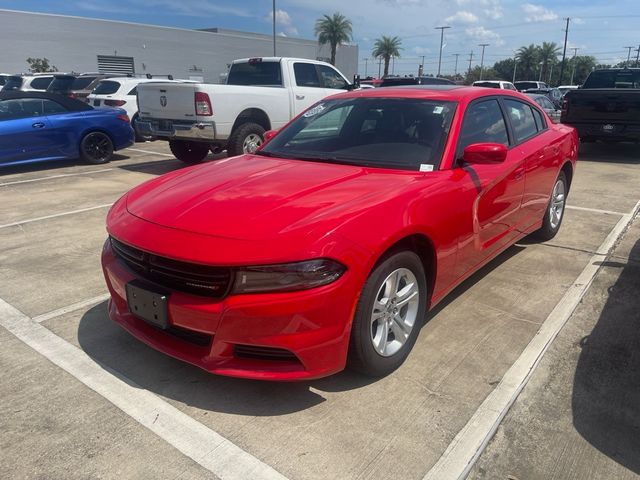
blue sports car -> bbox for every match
[0,91,134,167]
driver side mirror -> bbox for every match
[462,143,507,164]
[347,74,361,91]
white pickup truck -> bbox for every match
[135,57,357,163]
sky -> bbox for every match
[1,0,639,76]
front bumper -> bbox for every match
[135,118,218,142]
[101,240,360,381]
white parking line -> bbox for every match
[32,293,111,324]
[0,298,287,480]
[0,168,114,187]
[0,204,113,229]
[423,199,640,480]
[566,205,625,216]
[127,148,175,157]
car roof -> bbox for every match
[0,91,93,111]
[329,84,531,102]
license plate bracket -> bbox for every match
[125,280,169,329]
[158,119,172,132]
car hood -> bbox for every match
[126,154,421,241]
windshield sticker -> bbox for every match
[303,104,326,117]
[433,106,444,114]
[419,164,434,172]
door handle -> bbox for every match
[296,94,305,100]
[32,122,45,129]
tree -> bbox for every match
[538,42,561,82]
[465,66,498,84]
[372,36,402,77]
[314,13,353,66]
[26,57,58,73]
[516,44,540,80]
[492,58,516,82]
[570,56,597,85]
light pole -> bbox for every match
[570,47,578,85]
[478,43,489,80]
[625,46,634,66]
[363,57,369,77]
[453,53,460,76]
[435,26,451,77]
[538,61,544,82]
[512,56,517,83]
[272,0,276,56]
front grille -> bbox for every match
[166,326,213,347]
[110,237,232,298]
[234,344,299,362]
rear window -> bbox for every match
[583,70,640,88]
[514,82,539,91]
[92,80,121,95]
[473,82,501,89]
[71,76,96,90]
[227,61,282,86]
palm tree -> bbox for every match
[314,13,353,66]
[538,42,561,82]
[372,36,402,77]
[516,44,539,80]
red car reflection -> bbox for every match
[102,86,578,380]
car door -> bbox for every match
[454,98,526,277]
[0,98,54,164]
[291,62,331,116]
[503,98,557,225]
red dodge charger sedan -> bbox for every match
[102,86,578,380]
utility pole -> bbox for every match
[363,58,369,77]
[419,55,425,76]
[272,0,276,56]
[435,26,451,77]
[453,53,460,75]
[478,43,489,80]
[512,55,517,83]
[378,58,382,78]
[570,47,578,85]
[392,55,395,75]
[467,50,474,77]
[636,44,640,67]
[558,17,570,86]
[624,46,634,66]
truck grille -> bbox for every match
[110,237,232,298]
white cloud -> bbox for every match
[413,46,432,55]
[522,3,558,22]
[465,26,504,47]
[445,11,478,24]
[264,9,298,36]
[455,0,502,19]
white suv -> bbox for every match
[87,77,194,141]
[472,80,517,90]
[21,73,58,91]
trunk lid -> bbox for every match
[137,82,198,120]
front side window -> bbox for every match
[294,63,321,88]
[458,99,509,156]
[318,65,348,90]
[260,98,456,170]
[0,99,43,120]
[504,99,538,143]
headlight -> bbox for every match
[232,259,346,294]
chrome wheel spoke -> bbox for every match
[395,283,418,308]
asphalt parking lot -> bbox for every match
[1,141,639,480]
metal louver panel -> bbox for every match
[97,55,135,75]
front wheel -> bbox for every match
[226,122,265,157]
[348,251,427,377]
[532,170,567,241]
[80,131,114,164]
[169,140,209,164]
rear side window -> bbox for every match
[30,77,53,90]
[227,61,283,86]
[127,86,138,95]
[43,99,67,115]
[531,106,547,130]
[458,99,509,155]
[294,63,321,88]
[504,99,538,142]
[93,80,121,95]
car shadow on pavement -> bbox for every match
[76,243,527,415]
[578,143,640,165]
[118,159,185,176]
[572,238,640,474]
[0,154,131,176]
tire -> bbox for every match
[80,131,114,165]
[169,140,209,164]
[532,170,567,241]
[132,114,153,142]
[348,251,427,377]
[226,122,265,157]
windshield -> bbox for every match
[260,97,456,171]
[71,76,96,90]
[583,70,640,88]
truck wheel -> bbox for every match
[169,140,209,164]
[227,123,265,157]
